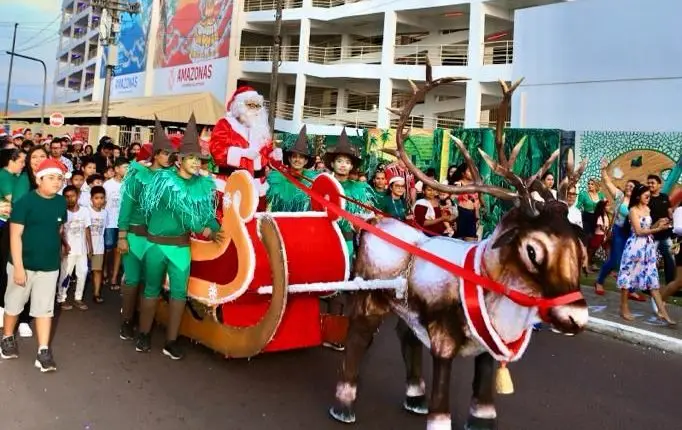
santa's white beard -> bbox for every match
[237,107,271,149]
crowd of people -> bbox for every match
[0,116,680,373]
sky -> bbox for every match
[0,0,62,106]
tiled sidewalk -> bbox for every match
[581,287,682,353]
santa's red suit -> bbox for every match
[210,86,282,210]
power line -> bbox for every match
[14,14,61,50]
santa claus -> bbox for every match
[209,86,282,210]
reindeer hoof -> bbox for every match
[464,416,498,430]
[403,395,428,415]
[329,405,356,424]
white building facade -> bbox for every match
[54,0,103,103]
[511,0,682,132]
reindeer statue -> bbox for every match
[328,63,589,430]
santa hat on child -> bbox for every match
[227,86,263,113]
[36,158,70,179]
[12,129,24,139]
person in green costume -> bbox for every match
[266,124,318,212]
[322,128,375,352]
[117,117,174,341]
[323,128,375,262]
[135,113,222,360]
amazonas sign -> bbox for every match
[106,72,146,99]
[153,58,228,101]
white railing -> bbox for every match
[390,115,464,130]
[263,101,296,121]
[478,121,512,128]
[483,40,513,65]
[311,0,358,7]
[239,45,300,62]
[302,105,378,128]
[308,45,382,64]
[394,44,468,66]
[243,0,303,12]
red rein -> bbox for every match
[270,163,584,313]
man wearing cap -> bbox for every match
[209,86,282,211]
[136,113,222,360]
[266,124,318,212]
[1,158,68,372]
[116,117,174,341]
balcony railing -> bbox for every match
[302,105,378,128]
[394,44,468,66]
[311,0,356,7]
[263,101,296,121]
[243,0,303,12]
[239,45,300,62]
[389,115,465,130]
[308,45,382,64]
[483,40,513,65]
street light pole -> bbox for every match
[3,23,18,129]
[5,52,47,126]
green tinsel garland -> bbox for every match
[138,168,217,232]
[121,161,154,202]
[266,169,319,212]
[338,180,377,232]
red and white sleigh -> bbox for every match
[156,170,405,358]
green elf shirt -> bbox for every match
[336,179,376,261]
[266,168,319,212]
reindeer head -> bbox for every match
[387,60,588,334]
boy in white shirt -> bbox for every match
[103,158,129,290]
[57,185,92,311]
[88,186,108,303]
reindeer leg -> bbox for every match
[426,313,462,430]
[465,353,497,430]
[396,319,428,415]
[329,292,388,424]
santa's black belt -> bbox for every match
[217,166,265,178]
[147,233,191,246]
[129,224,148,237]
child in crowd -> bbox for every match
[1,159,68,372]
[88,186,107,303]
[80,173,104,209]
[57,186,92,311]
[70,170,85,194]
[103,166,115,181]
[438,189,457,237]
[103,158,128,290]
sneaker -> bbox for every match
[322,341,345,352]
[162,341,184,360]
[34,348,57,373]
[18,323,33,338]
[119,321,135,341]
[135,332,151,353]
[73,300,88,311]
[0,335,18,359]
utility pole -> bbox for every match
[268,0,284,137]
[90,0,140,139]
[3,23,18,129]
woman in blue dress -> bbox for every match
[617,183,675,324]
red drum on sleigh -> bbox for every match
[156,170,356,357]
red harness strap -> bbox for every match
[270,162,584,312]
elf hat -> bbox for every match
[152,115,176,153]
[179,113,207,159]
[284,124,314,169]
[36,158,70,179]
[323,128,361,168]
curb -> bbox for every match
[587,316,682,354]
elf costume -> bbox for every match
[135,113,220,359]
[323,128,376,262]
[117,117,175,340]
[266,124,319,212]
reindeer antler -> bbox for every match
[557,148,587,201]
[385,59,541,212]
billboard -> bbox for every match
[152,0,233,101]
[100,0,153,99]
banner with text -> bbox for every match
[100,0,153,100]
[152,0,233,102]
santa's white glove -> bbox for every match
[244,148,260,160]
[270,148,283,162]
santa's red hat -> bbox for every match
[227,86,262,111]
[12,129,24,139]
[36,158,70,179]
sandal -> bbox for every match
[93,296,104,304]
[60,302,73,311]
[109,284,121,291]
[74,300,89,311]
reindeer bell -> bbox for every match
[495,361,514,395]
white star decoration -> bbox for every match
[208,283,218,303]
[222,192,232,209]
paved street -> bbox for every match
[0,295,680,430]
